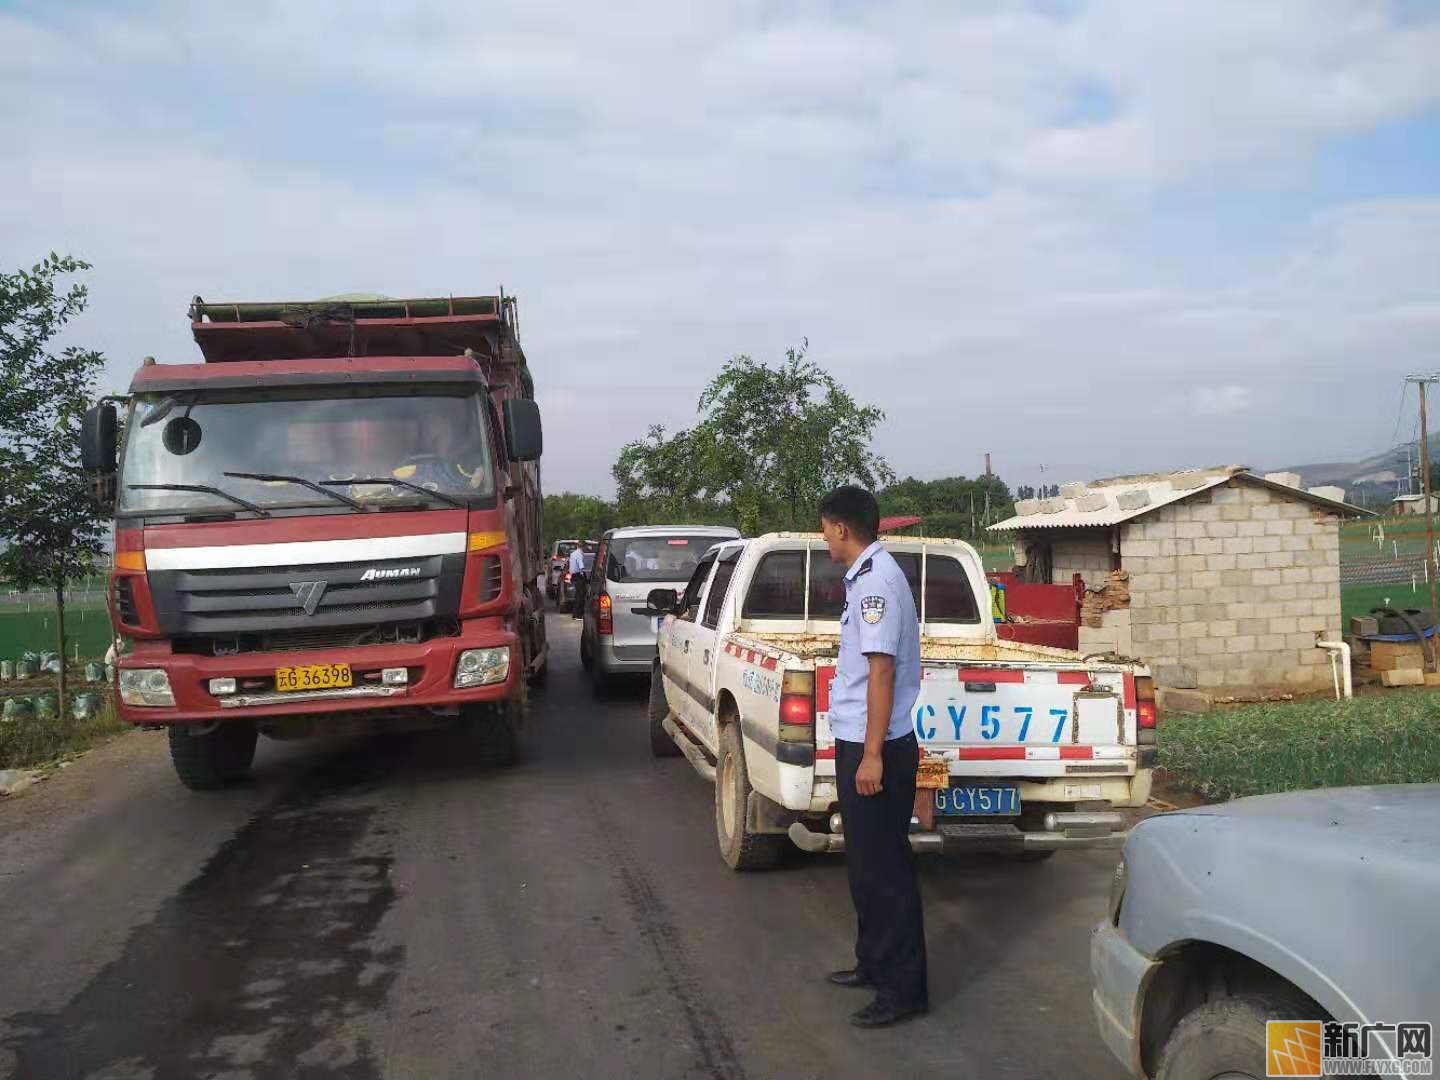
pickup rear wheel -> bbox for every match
[648,666,680,757]
[168,720,258,790]
[1155,991,1319,1080]
[715,723,785,871]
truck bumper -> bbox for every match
[114,618,519,726]
[1090,921,1158,1079]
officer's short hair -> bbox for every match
[820,486,879,544]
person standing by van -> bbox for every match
[568,542,590,619]
[818,485,927,1028]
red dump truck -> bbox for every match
[80,295,547,788]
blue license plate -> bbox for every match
[934,784,1020,816]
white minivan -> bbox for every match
[580,525,741,693]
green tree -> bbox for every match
[542,492,619,548]
[0,255,108,718]
[614,345,892,533]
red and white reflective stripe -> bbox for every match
[947,744,1128,761]
[723,642,778,670]
[922,667,1096,685]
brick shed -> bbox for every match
[989,468,1372,695]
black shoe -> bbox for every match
[849,999,928,1028]
[827,969,874,989]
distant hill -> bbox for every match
[1278,443,1414,508]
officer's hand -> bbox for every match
[856,753,884,796]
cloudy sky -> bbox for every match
[4,1,1439,495]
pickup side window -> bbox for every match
[701,560,738,629]
[742,552,845,618]
[677,551,718,623]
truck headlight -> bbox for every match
[454,647,510,688]
[119,668,175,707]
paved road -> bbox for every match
[0,616,1126,1079]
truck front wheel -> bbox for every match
[168,720,258,790]
[715,723,784,871]
[462,697,522,768]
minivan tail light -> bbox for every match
[597,592,613,636]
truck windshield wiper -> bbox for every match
[320,476,465,509]
[127,483,272,517]
[223,472,368,513]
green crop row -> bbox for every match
[1158,693,1440,801]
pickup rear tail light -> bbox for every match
[1135,675,1157,730]
[779,670,814,738]
[597,592,613,636]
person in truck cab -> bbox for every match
[819,485,928,1029]
[390,415,483,492]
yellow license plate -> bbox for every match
[275,664,352,692]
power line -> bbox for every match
[1389,380,1411,451]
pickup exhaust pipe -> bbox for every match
[1043,811,1124,834]
[788,822,945,855]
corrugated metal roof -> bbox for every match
[988,470,1372,531]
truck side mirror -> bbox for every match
[81,402,118,472]
[503,399,543,462]
[646,588,680,616]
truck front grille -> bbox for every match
[150,553,466,644]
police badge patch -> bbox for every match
[861,595,886,624]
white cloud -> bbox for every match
[2,1,1439,492]
[1192,385,1253,417]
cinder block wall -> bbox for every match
[1049,532,1114,587]
[1121,482,1342,691]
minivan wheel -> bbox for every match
[1155,992,1320,1080]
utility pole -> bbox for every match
[1406,375,1440,644]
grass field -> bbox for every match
[0,603,114,662]
[0,693,124,770]
[1160,692,1440,800]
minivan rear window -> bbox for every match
[605,536,726,583]
[741,548,981,623]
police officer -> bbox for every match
[819,485,928,1028]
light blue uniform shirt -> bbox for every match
[828,541,922,744]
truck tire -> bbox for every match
[168,721,258,790]
[463,698,521,768]
[1155,991,1319,1080]
[648,666,680,758]
[715,723,785,871]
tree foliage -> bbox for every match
[541,492,621,548]
[877,473,1015,543]
[0,254,108,712]
[612,345,892,533]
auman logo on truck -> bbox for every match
[360,566,422,581]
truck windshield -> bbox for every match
[119,387,495,514]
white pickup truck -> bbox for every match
[644,533,1156,871]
